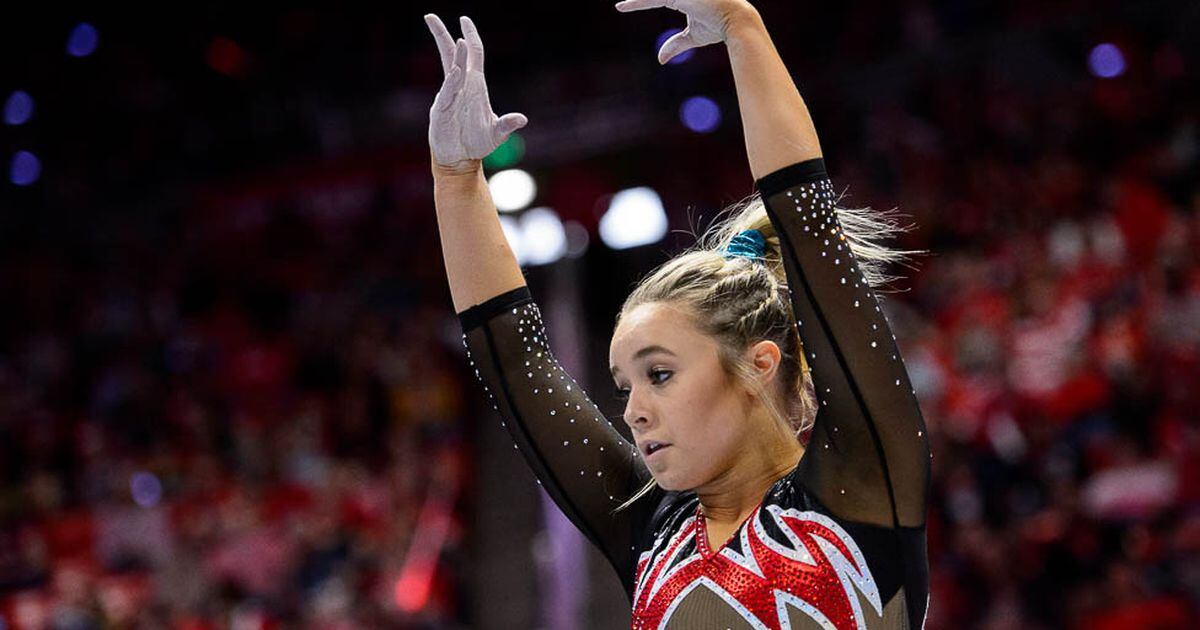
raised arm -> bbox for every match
[425,14,660,594]
[723,10,931,528]
[425,14,528,312]
[616,1,930,528]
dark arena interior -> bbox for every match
[0,1,1197,628]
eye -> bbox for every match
[614,369,670,401]
[649,368,672,385]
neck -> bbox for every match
[695,431,804,525]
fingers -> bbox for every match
[432,66,464,112]
[615,0,672,13]
[454,38,467,73]
[459,16,486,75]
[658,29,695,64]
[423,14,456,76]
[426,14,486,77]
[431,39,468,113]
[494,113,528,143]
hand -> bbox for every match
[424,14,528,171]
[615,0,755,64]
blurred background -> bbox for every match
[0,1,1197,628]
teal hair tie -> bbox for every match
[724,229,766,261]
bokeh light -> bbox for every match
[680,95,721,133]
[130,471,163,508]
[520,207,567,266]
[599,186,668,250]
[67,23,99,57]
[483,133,526,170]
[564,220,589,258]
[4,91,34,126]
[487,168,537,212]
[206,37,249,77]
[1088,43,1126,78]
[10,151,41,186]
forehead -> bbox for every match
[610,302,699,359]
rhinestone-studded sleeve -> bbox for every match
[457,285,661,592]
[755,157,931,529]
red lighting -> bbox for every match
[393,571,432,613]
[206,37,248,77]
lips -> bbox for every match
[641,441,671,457]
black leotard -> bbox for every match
[458,158,931,629]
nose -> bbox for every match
[622,386,651,430]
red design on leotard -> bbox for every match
[632,504,881,629]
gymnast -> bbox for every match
[425,2,931,626]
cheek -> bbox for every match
[653,397,744,490]
[673,376,746,454]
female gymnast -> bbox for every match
[425,1,931,627]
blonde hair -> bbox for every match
[610,184,923,514]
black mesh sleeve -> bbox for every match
[755,158,931,528]
[458,285,661,594]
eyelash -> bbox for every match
[614,369,672,400]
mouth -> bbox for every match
[641,441,671,458]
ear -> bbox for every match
[745,340,782,386]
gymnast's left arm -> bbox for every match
[617,0,931,528]
[720,6,933,527]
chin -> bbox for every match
[650,470,695,493]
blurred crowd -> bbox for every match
[828,20,1200,628]
[1,1,1198,629]
[883,86,1200,629]
[0,204,472,627]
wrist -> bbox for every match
[724,5,765,46]
[432,158,483,180]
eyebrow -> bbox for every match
[610,345,676,376]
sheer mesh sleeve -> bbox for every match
[458,285,661,592]
[755,158,932,528]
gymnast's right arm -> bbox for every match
[425,14,658,591]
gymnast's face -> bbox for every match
[610,301,765,491]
